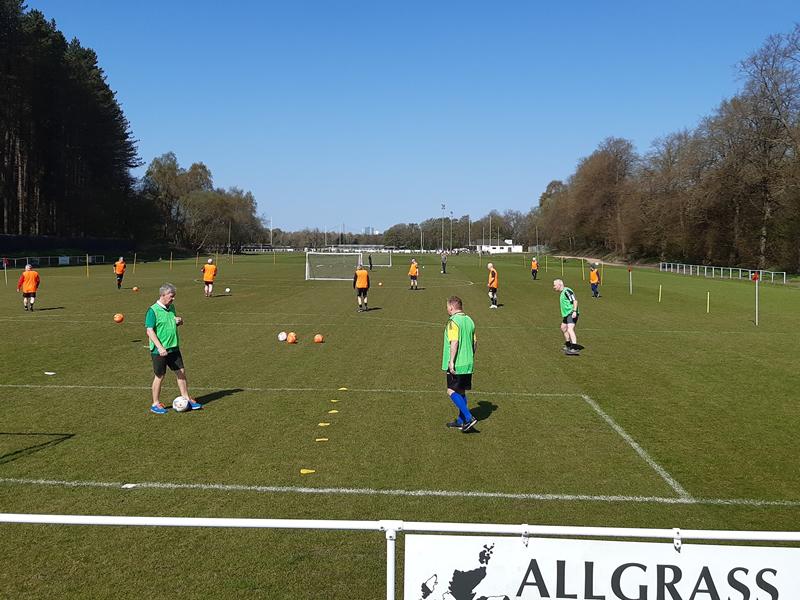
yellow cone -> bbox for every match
[315,438,328,442]
[328,409,339,414]
[318,422,330,427]
[330,399,339,403]
[300,469,316,475]
[338,387,348,391]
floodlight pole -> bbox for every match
[468,215,471,248]
[449,211,453,251]
[440,204,445,252]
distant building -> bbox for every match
[474,239,523,254]
[363,226,375,236]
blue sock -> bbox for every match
[449,392,473,422]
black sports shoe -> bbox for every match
[564,348,580,356]
[446,420,462,428]
[461,418,478,432]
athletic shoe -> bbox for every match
[564,348,581,356]
[490,305,497,309]
[29,305,33,311]
[150,404,168,414]
[446,420,462,428]
[188,400,203,410]
[461,418,478,432]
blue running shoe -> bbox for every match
[150,404,168,415]
[188,400,202,410]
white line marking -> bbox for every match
[0,477,794,508]
[581,394,691,500]
[0,383,576,398]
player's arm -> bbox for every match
[571,295,578,315]
[146,328,168,356]
[366,273,370,290]
[353,273,357,288]
[448,340,459,374]
[16,275,23,291]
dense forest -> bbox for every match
[0,1,264,250]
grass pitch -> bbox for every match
[0,253,798,598]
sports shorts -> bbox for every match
[356,288,368,297]
[446,371,472,390]
[488,287,497,294]
[203,280,214,285]
[410,275,417,281]
[562,314,579,325]
[152,349,185,377]
[116,274,124,281]
[22,292,36,298]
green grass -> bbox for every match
[0,253,798,598]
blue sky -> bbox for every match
[25,0,800,232]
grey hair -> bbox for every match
[159,283,177,296]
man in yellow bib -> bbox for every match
[531,256,539,280]
[589,264,601,298]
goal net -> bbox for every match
[305,252,363,281]
[365,252,392,267]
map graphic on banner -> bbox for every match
[404,534,800,600]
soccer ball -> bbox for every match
[278,331,287,342]
[172,396,189,412]
[225,288,231,293]
[132,286,139,292]
[314,334,324,343]
[287,332,298,344]
[113,313,124,323]
[378,282,383,286]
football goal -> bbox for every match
[365,252,392,268]
[305,252,363,281]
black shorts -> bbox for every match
[488,287,497,294]
[152,349,185,377]
[22,292,36,298]
[356,288,368,297]
[562,314,579,325]
[116,274,124,281]
[446,371,472,390]
[203,280,214,286]
[410,275,417,281]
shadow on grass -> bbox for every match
[0,432,74,465]
[362,307,382,312]
[470,400,498,422]
[34,307,65,311]
[194,388,245,407]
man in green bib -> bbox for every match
[442,296,478,432]
[553,278,581,355]
[145,283,200,414]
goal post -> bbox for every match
[305,252,363,281]
[365,252,392,268]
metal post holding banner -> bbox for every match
[658,284,662,303]
[133,252,137,274]
[707,291,710,314]
[628,266,632,295]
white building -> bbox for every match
[475,239,523,254]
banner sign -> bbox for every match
[404,534,800,600]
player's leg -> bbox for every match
[208,283,213,296]
[22,294,28,310]
[363,292,368,311]
[560,322,570,348]
[29,293,35,310]
[567,323,577,346]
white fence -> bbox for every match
[2,513,799,599]
[3,255,105,268]
[660,262,787,284]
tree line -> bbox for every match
[536,25,800,271]
[0,2,264,251]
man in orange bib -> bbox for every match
[353,264,370,312]
[113,256,126,289]
[408,258,419,290]
[201,258,218,297]
[17,264,41,311]
[487,262,499,308]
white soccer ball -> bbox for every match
[278,331,288,342]
[225,287,231,293]
[172,396,189,412]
